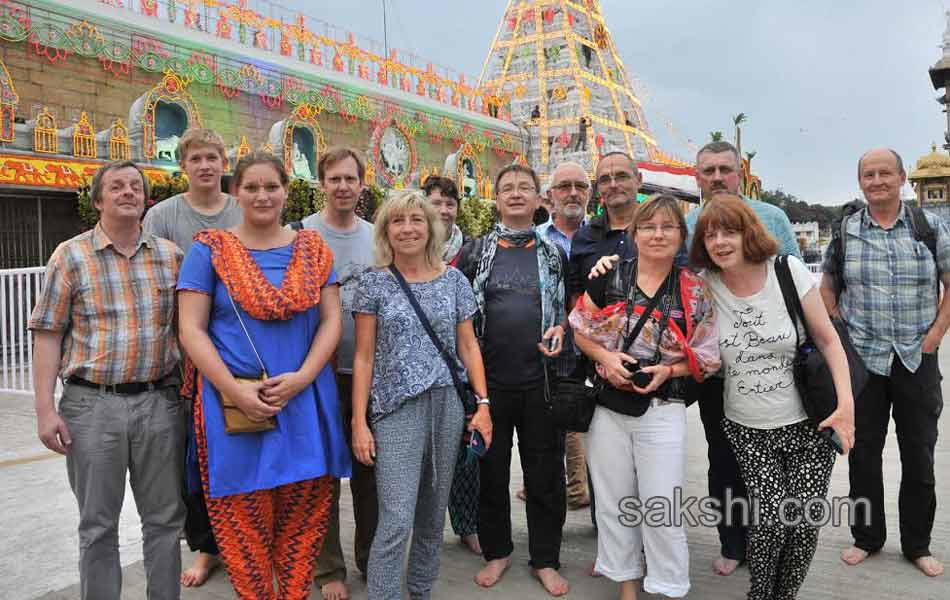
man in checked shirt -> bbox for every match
[29,161,185,600]
[821,148,950,578]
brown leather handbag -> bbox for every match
[219,289,276,434]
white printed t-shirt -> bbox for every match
[703,256,814,429]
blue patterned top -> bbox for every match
[352,266,478,423]
[821,203,950,376]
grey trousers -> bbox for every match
[60,383,186,600]
[367,386,465,600]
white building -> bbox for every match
[792,221,820,248]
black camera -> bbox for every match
[623,359,654,388]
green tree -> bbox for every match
[709,131,724,142]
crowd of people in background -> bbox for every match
[28,128,947,600]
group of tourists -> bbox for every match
[29,125,946,600]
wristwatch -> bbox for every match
[476,396,491,406]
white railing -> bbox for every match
[0,267,45,396]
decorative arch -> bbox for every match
[268,104,326,180]
[72,112,96,158]
[0,56,18,142]
[34,107,57,153]
[109,119,130,160]
[454,143,483,200]
[371,116,417,188]
[135,73,203,160]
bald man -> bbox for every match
[821,148,949,578]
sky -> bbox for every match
[281,0,949,206]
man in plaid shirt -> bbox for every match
[29,161,185,600]
[820,148,950,578]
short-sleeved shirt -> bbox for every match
[300,212,375,374]
[352,267,477,423]
[703,256,813,429]
[821,203,950,376]
[28,224,182,384]
[142,193,242,254]
[537,219,587,258]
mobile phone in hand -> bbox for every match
[469,429,488,458]
[546,336,559,352]
[820,428,845,455]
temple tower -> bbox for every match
[478,0,665,181]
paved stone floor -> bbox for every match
[3,352,949,599]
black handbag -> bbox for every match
[774,256,869,426]
[543,366,600,433]
[388,265,478,416]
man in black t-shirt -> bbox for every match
[457,164,571,597]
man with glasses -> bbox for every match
[537,161,593,514]
[456,164,572,596]
[568,152,641,305]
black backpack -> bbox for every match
[832,201,937,299]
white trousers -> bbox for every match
[586,402,690,598]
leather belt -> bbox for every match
[66,373,174,395]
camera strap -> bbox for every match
[617,261,672,358]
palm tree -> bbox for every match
[733,113,747,155]
[710,131,724,142]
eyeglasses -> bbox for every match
[596,172,635,187]
[550,180,591,193]
[499,183,537,196]
[636,224,680,236]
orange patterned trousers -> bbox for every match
[194,382,333,600]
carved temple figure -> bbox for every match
[155,134,180,162]
[292,142,312,179]
[380,127,409,176]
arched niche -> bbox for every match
[268,104,326,180]
[370,117,417,188]
[444,143,483,200]
[128,73,203,162]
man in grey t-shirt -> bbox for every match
[142,134,242,254]
[141,129,242,588]
[301,146,376,600]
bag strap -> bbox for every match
[225,287,268,377]
[619,263,670,356]
[388,265,468,396]
[774,255,810,349]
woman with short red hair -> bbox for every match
[693,192,855,600]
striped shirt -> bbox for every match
[821,203,950,376]
[28,224,183,384]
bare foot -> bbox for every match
[588,561,603,577]
[516,488,527,502]
[712,556,739,576]
[461,534,482,555]
[533,567,570,596]
[180,552,219,587]
[914,556,944,577]
[320,580,349,600]
[475,558,509,588]
[841,546,870,566]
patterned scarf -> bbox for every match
[472,223,569,373]
[194,229,334,319]
[442,223,465,263]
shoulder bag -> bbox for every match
[218,288,276,434]
[388,265,478,416]
[774,255,868,427]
